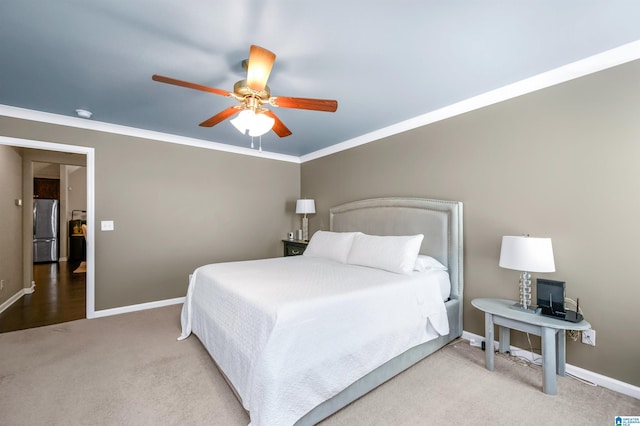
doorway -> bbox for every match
[0,136,95,330]
[0,162,87,332]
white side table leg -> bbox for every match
[556,329,566,376]
[485,312,494,371]
[541,326,557,395]
[498,326,510,353]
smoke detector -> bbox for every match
[75,109,92,119]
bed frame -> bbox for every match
[295,197,463,425]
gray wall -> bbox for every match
[67,166,87,218]
[0,145,23,306]
[0,117,300,310]
[301,59,640,387]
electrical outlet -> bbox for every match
[582,329,596,346]
[101,220,114,231]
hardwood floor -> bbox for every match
[0,261,86,333]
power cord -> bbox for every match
[566,372,597,387]
[497,332,542,367]
[567,330,580,341]
[480,332,597,388]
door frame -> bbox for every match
[0,135,96,318]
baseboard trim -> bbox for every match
[92,296,185,319]
[0,289,25,314]
[461,330,640,400]
[0,282,37,314]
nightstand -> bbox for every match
[472,298,591,395]
[282,239,308,256]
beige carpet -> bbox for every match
[1,305,637,425]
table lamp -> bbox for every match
[296,199,315,241]
[499,235,555,311]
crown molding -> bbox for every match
[0,105,300,164]
[300,40,640,163]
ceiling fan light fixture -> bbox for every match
[230,109,275,137]
[249,112,275,137]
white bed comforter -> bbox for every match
[179,256,450,426]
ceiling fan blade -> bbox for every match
[199,106,240,127]
[246,45,276,92]
[263,110,292,138]
[152,74,231,97]
[271,96,338,112]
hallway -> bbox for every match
[0,261,86,333]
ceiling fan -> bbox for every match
[152,45,338,138]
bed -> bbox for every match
[179,197,463,425]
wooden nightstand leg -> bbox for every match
[485,312,495,371]
[541,326,557,395]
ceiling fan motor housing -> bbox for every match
[233,80,270,101]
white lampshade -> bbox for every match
[230,110,275,137]
[499,236,555,272]
[296,199,316,215]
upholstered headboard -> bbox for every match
[329,197,463,301]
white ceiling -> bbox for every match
[2,1,640,157]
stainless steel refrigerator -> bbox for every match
[33,199,59,263]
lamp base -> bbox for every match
[518,270,533,310]
[302,216,309,241]
[510,303,541,314]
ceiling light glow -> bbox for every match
[230,110,275,137]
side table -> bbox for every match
[471,298,591,395]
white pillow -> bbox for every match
[303,231,359,263]
[347,233,424,275]
[414,255,447,271]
